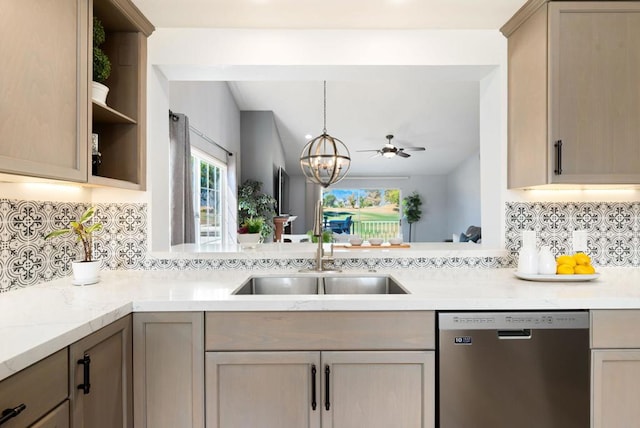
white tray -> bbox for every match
[514,272,600,282]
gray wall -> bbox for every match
[446,150,481,239]
[240,111,286,198]
[170,82,241,161]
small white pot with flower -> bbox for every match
[45,206,103,285]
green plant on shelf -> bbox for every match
[93,16,111,83]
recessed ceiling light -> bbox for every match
[304,134,313,140]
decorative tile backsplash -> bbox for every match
[1,199,638,292]
[505,201,640,267]
[0,200,148,292]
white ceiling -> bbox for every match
[132,0,525,30]
[133,0,527,176]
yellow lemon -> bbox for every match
[573,252,591,266]
[557,264,575,274]
[556,255,577,267]
[575,264,596,274]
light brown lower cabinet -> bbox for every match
[206,350,434,428]
[205,311,435,428]
[31,400,70,428]
[0,349,68,428]
[591,310,640,428]
[69,315,132,428]
[133,312,205,428]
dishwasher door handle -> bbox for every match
[497,329,532,339]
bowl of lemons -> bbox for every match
[556,252,596,275]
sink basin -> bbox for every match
[323,276,408,295]
[233,274,408,295]
[233,276,319,295]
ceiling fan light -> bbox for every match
[382,151,395,158]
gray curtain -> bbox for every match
[169,112,196,245]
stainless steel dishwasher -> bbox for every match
[438,311,589,428]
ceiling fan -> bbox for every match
[358,134,426,158]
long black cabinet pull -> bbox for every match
[324,365,331,411]
[554,140,563,175]
[0,404,26,425]
[311,365,317,410]
[77,354,91,394]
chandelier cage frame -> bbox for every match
[299,81,351,188]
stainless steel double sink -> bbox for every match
[233,274,408,295]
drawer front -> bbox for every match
[206,311,435,351]
[0,349,68,428]
[31,400,69,428]
[591,310,640,348]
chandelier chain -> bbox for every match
[323,80,327,133]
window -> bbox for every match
[191,148,226,245]
[321,188,401,239]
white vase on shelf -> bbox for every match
[91,81,109,105]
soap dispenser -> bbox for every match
[517,231,538,275]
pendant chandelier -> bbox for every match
[299,81,351,188]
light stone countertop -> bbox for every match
[1,266,640,381]
[158,241,509,258]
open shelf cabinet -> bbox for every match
[90,0,153,190]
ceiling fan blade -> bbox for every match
[396,150,411,158]
[369,152,382,159]
[402,147,426,152]
[356,149,382,153]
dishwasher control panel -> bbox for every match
[439,311,589,330]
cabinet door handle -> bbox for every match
[554,140,563,175]
[324,365,331,411]
[77,353,91,394]
[311,365,317,411]
[0,404,26,426]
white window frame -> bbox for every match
[191,147,227,245]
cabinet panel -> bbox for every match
[90,0,152,189]
[322,351,434,428]
[550,3,640,183]
[503,1,640,188]
[591,349,640,428]
[31,400,70,428]
[506,2,549,189]
[206,311,435,351]
[206,352,321,428]
[133,312,204,428]
[0,0,88,182]
[591,310,640,348]
[69,315,132,428]
[0,349,68,428]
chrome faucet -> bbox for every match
[313,200,337,272]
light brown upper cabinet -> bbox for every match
[502,1,640,188]
[0,0,88,182]
[90,0,154,190]
[0,0,153,189]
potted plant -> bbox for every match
[402,191,422,242]
[237,179,277,241]
[237,217,264,248]
[306,229,333,243]
[92,16,111,104]
[45,206,103,285]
